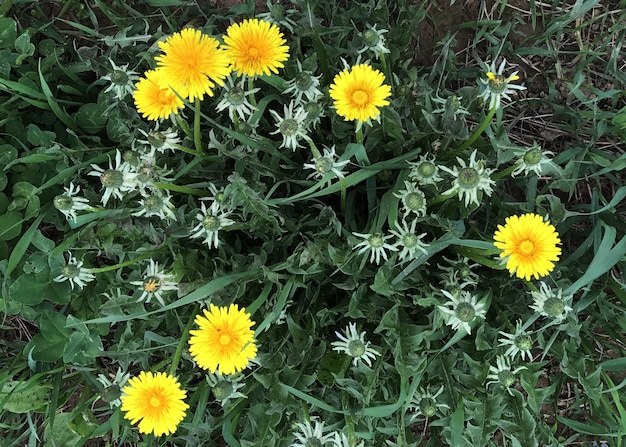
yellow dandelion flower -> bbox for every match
[133,69,184,121]
[155,28,231,101]
[329,63,391,122]
[188,303,257,375]
[120,371,188,437]
[222,18,289,77]
[493,213,562,281]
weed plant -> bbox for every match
[0,0,625,446]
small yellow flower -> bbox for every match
[329,64,391,122]
[493,213,561,281]
[222,18,289,77]
[120,371,188,437]
[188,304,257,375]
[155,28,231,101]
[133,69,184,121]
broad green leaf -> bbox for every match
[0,380,51,413]
[0,210,22,240]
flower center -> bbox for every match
[203,215,219,231]
[247,47,260,61]
[518,240,535,256]
[62,264,80,278]
[304,101,321,118]
[402,233,418,248]
[314,157,333,174]
[144,195,164,212]
[305,439,323,447]
[279,118,299,136]
[212,381,233,400]
[147,131,166,149]
[420,398,437,417]
[295,72,313,90]
[405,192,425,211]
[227,86,245,105]
[363,29,380,47]
[455,302,475,323]
[523,148,543,165]
[417,162,436,178]
[487,73,506,92]
[515,334,533,351]
[158,87,174,104]
[101,169,124,188]
[110,70,129,85]
[497,370,516,387]
[143,276,161,293]
[544,297,565,317]
[368,233,384,248]
[219,334,231,345]
[149,395,163,408]
[54,195,74,211]
[348,339,366,357]
[457,167,479,188]
[351,90,369,106]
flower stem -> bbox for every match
[247,77,257,107]
[492,164,517,180]
[194,98,202,154]
[176,115,193,141]
[305,137,321,158]
[447,106,496,159]
[168,303,200,377]
[89,252,155,274]
[154,182,206,197]
[355,122,364,145]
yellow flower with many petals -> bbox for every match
[493,213,561,281]
[189,303,257,375]
[329,63,391,122]
[222,18,289,77]
[120,371,188,437]
[133,69,184,121]
[155,28,231,101]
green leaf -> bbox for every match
[8,273,47,305]
[0,380,51,413]
[0,17,16,49]
[26,123,56,147]
[43,412,83,446]
[0,210,22,240]
[27,311,70,362]
[7,213,44,275]
[75,102,108,134]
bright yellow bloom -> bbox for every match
[329,63,391,122]
[222,18,289,77]
[120,371,188,437]
[189,303,257,375]
[133,69,184,121]
[155,28,231,101]
[493,213,561,281]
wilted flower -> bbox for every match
[331,322,381,367]
[132,192,177,221]
[357,24,390,59]
[498,319,534,361]
[205,372,247,407]
[512,143,556,177]
[97,368,131,408]
[88,150,137,205]
[216,75,259,121]
[190,202,235,249]
[530,282,573,322]
[270,102,309,151]
[440,149,495,207]
[129,259,178,306]
[438,290,487,334]
[303,146,350,184]
[53,251,95,290]
[137,126,181,154]
[284,61,323,105]
[102,58,140,100]
[53,182,91,222]
[409,385,449,420]
[408,155,443,186]
[478,58,526,110]
[486,355,527,393]
[290,418,333,447]
[394,181,427,217]
[390,218,429,261]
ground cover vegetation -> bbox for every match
[0,0,625,445]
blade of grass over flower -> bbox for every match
[279,383,344,414]
[255,278,294,334]
[246,283,274,316]
[38,60,78,132]
[6,213,44,276]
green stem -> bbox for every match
[173,143,201,156]
[492,164,517,180]
[355,122,364,145]
[89,252,154,273]
[427,191,457,207]
[304,137,321,159]
[247,77,257,107]
[447,106,497,159]
[194,98,202,154]
[168,303,201,377]
[176,115,193,141]
[154,182,206,197]
[339,176,347,213]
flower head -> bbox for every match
[223,18,289,77]
[357,24,390,59]
[88,150,137,206]
[190,202,235,249]
[256,0,298,33]
[478,59,526,110]
[53,251,95,290]
[493,213,561,281]
[284,61,323,105]
[270,102,309,151]
[329,64,391,123]
[137,126,181,154]
[352,231,397,265]
[530,282,573,321]
[390,218,429,261]
[407,155,443,186]
[132,192,177,221]
[440,150,495,207]
[120,371,188,437]
[303,146,350,185]
[331,322,381,367]
[133,69,185,121]
[102,58,140,100]
[393,181,427,217]
[216,75,259,121]
[498,319,534,361]
[438,290,487,334]
[330,431,364,447]
[205,372,247,407]
[129,259,178,306]
[409,385,448,420]
[53,182,91,222]
[188,303,257,375]
[486,355,527,393]
[97,368,130,408]
[290,419,333,447]
[155,28,231,101]
[512,143,556,177]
